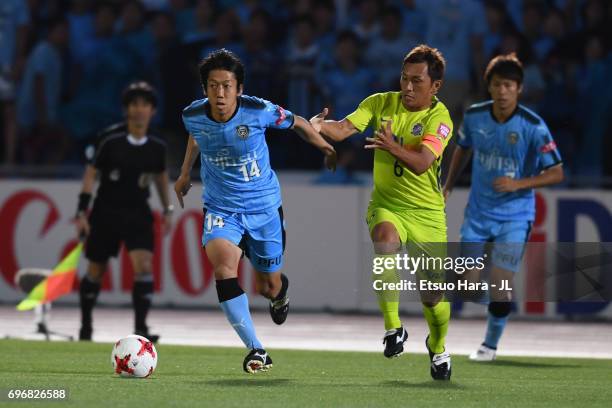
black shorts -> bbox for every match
[85,205,154,263]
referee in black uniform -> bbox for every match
[75,81,172,342]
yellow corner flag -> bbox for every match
[16,243,83,311]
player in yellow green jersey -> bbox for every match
[311,45,453,380]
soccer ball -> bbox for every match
[111,335,157,378]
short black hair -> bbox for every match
[122,81,157,107]
[198,49,245,88]
[484,53,524,85]
[403,44,446,81]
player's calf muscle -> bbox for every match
[254,272,281,299]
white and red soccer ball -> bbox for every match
[111,335,157,378]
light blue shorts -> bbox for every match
[460,215,532,273]
[202,206,286,272]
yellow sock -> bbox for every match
[423,301,450,354]
[373,254,401,330]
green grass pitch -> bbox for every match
[0,339,611,408]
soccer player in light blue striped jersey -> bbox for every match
[443,53,563,361]
[174,49,336,373]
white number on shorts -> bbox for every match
[239,161,261,182]
[206,214,225,232]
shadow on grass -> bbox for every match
[480,360,580,369]
[205,378,292,387]
[381,380,466,390]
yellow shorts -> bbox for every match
[366,202,447,282]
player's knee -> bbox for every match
[131,252,153,275]
[488,301,512,318]
[371,227,400,254]
[212,264,237,280]
[372,225,399,243]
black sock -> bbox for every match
[274,274,289,301]
[79,276,100,329]
[133,279,154,332]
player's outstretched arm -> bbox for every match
[365,120,436,175]
[443,145,473,201]
[292,115,337,171]
[493,164,564,193]
[174,134,200,208]
[310,108,358,142]
[75,164,97,238]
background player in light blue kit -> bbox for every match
[174,49,336,373]
[443,53,564,361]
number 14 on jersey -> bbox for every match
[239,161,261,181]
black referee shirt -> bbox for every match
[85,123,167,208]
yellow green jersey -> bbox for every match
[346,92,453,211]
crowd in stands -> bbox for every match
[0,0,611,184]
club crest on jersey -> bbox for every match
[437,123,450,139]
[507,132,519,145]
[236,125,249,140]
[411,123,423,136]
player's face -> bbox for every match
[205,69,243,120]
[488,74,522,111]
[126,98,155,128]
[400,62,441,111]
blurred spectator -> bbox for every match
[574,35,610,179]
[199,10,243,60]
[482,0,512,60]
[312,0,337,57]
[321,31,374,119]
[235,0,263,24]
[240,9,276,101]
[580,0,606,32]
[399,0,427,41]
[169,0,195,39]
[182,0,215,45]
[0,0,29,165]
[365,6,418,91]
[67,0,94,64]
[350,0,381,44]
[417,0,486,120]
[61,3,119,148]
[494,31,545,110]
[285,15,321,118]
[17,17,70,164]
[318,30,374,180]
[116,0,156,68]
[538,49,576,174]
[140,0,170,11]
